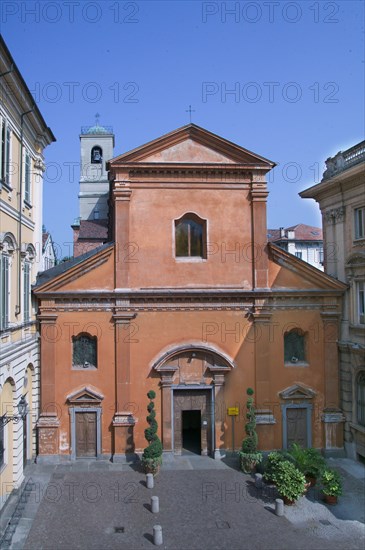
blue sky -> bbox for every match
[2,0,364,258]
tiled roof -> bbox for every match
[34,242,114,287]
[267,224,323,242]
[78,219,109,240]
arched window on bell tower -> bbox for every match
[91,146,102,164]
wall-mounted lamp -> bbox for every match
[0,396,28,426]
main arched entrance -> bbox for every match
[153,346,234,458]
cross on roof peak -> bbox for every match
[185,105,195,123]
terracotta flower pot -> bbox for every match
[324,494,338,505]
[305,476,316,487]
[282,495,295,506]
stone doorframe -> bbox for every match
[69,407,102,460]
[281,403,313,449]
[152,345,234,459]
[67,386,104,460]
[279,383,315,449]
[172,385,214,456]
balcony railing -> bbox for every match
[323,140,365,180]
[80,125,113,135]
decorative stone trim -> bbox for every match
[324,207,346,224]
[112,412,136,426]
[256,410,276,424]
[279,383,316,400]
[321,410,345,423]
[66,386,104,404]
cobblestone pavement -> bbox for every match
[0,455,364,550]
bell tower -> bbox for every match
[72,115,115,257]
[78,114,114,221]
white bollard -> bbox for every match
[275,498,284,516]
[146,473,154,489]
[153,525,163,546]
[151,496,159,513]
[255,473,263,488]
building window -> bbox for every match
[284,329,306,364]
[357,372,365,426]
[1,254,10,331]
[23,262,30,323]
[0,420,4,468]
[72,334,97,369]
[0,120,11,187]
[295,252,302,259]
[0,234,16,331]
[358,281,365,325]
[91,146,102,164]
[175,213,206,258]
[355,207,365,239]
[24,152,31,204]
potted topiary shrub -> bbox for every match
[274,460,306,505]
[320,468,342,504]
[141,390,163,475]
[238,388,262,473]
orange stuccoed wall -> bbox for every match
[34,125,346,462]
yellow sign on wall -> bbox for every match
[227,407,239,416]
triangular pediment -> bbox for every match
[67,386,104,404]
[279,384,316,400]
[109,124,275,167]
[269,243,347,291]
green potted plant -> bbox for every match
[274,460,306,505]
[238,388,262,473]
[141,390,163,475]
[302,448,326,485]
[289,443,326,487]
[263,451,289,484]
[320,468,342,504]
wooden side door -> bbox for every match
[286,407,307,448]
[76,412,97,458]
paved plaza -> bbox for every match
[1,455,364,550]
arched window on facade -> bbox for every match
[175,213,206,258]
[284,329,306,364]
[72,333,97,369]
[91,146,102,164]
[357,372,365,426]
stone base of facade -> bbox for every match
[112,412,136,458]
[111,453,140,463]
[36,413,60,457]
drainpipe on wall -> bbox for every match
[15,108,34,317]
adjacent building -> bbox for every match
[42,227,57,271]
[267,224,323,271]
[300,140,365,460]
[0,37,55,509]
[34,124,346,463]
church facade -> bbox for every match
[34,124,346,462]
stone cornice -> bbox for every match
[300,162,364,202]
[34,297,342,314]
[35,289,344,313]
